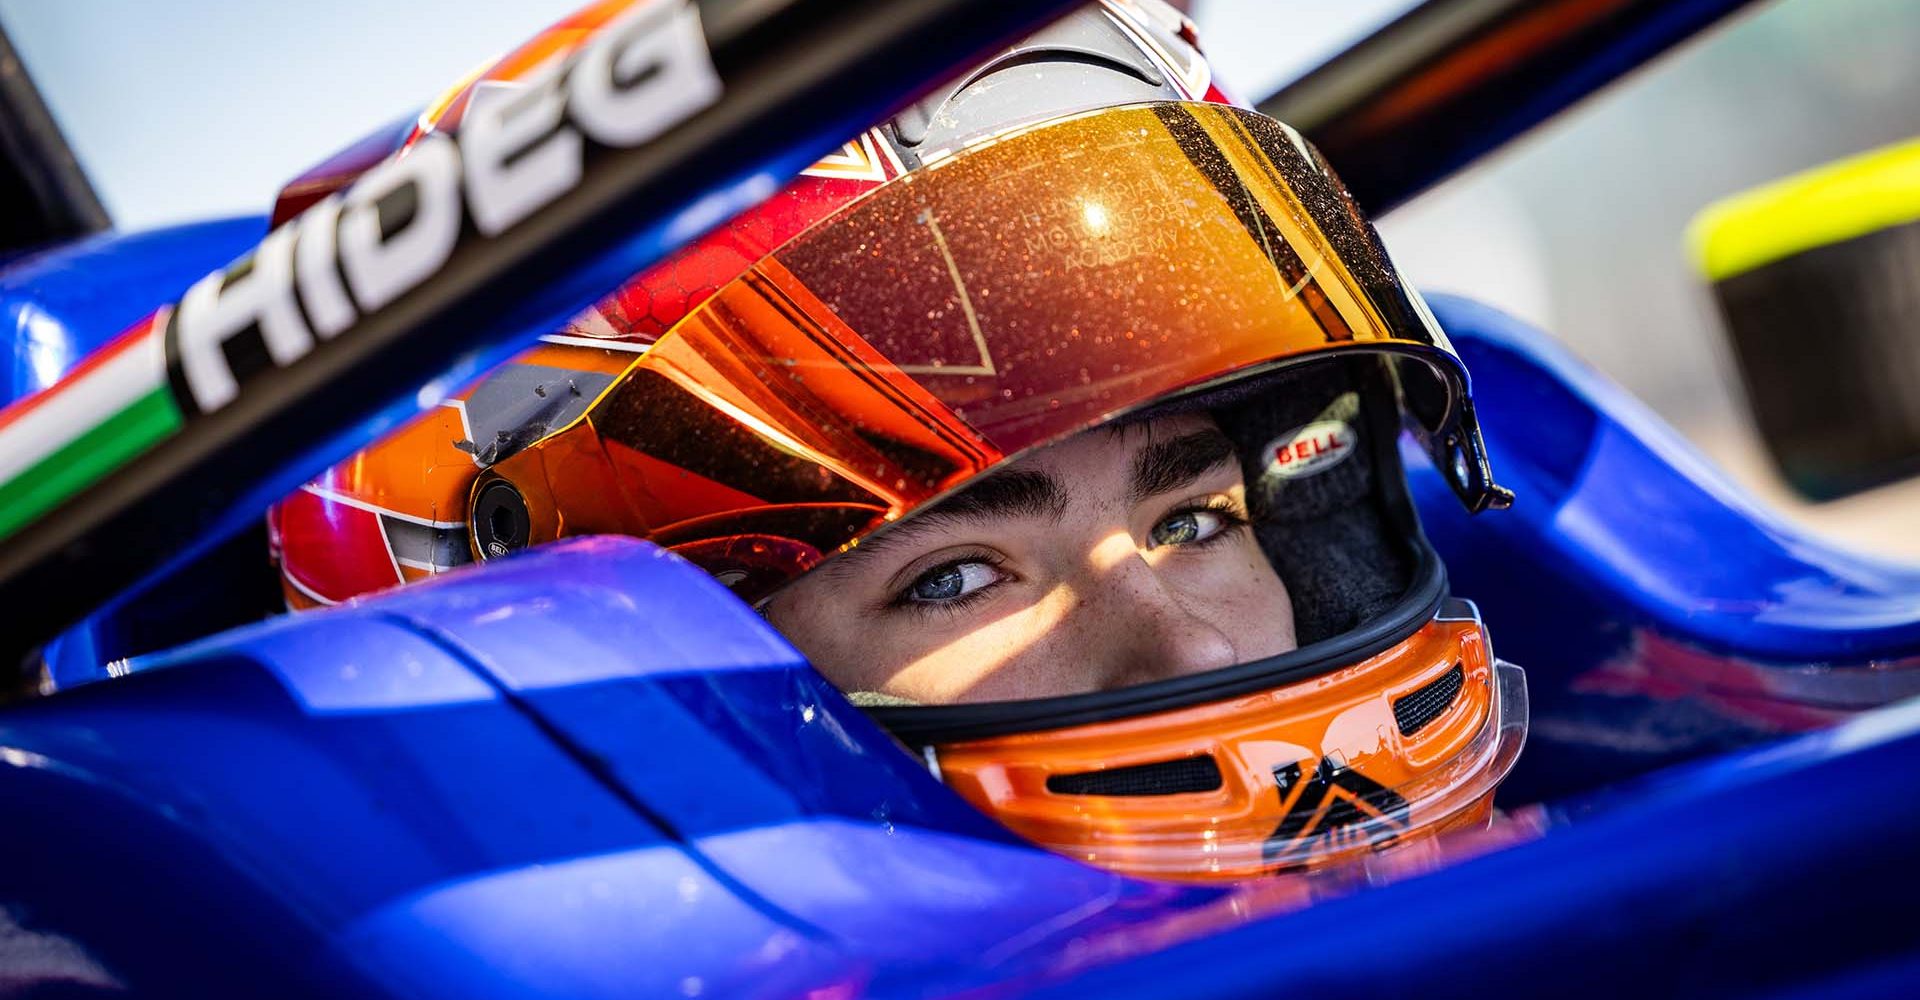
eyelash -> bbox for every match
[1159,497,1253,550]
[887,549,1007,616]
[883,498,1252,616]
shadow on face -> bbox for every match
[765,412,1298,704]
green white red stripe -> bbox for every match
[0,311,181,539]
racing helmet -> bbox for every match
[271,0,1525,880]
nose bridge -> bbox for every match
[1082,537,1238,688]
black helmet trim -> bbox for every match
[870,543,1446,746]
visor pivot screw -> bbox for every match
[472,479,532,560]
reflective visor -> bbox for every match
[492,102,1505,584]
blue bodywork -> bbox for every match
[1415,294,1920,804]
[2,224,1919,996]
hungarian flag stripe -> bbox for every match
[0,317,177,534]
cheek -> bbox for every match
[762,591,892,692]
[882,592,1084,703]
[1176,539,1297,654]
[766,586,1075,702]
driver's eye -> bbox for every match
[908,561,1000,603]
[1149,508,1227,548]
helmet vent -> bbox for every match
[1046,755,1223,797]
[1394,663,1465,737]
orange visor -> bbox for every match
[480,101,1508,588]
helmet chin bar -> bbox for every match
[923,602,1529,881]
[1251,660,1528,876]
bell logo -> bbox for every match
[1264,419,1356,479]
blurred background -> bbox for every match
[1203,0,1920,558]
[2,0,1915,556]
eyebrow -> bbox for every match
[1126,429,1239,504]
[818,428,1238,580]
[924,468,1071,524]
[818,468,1069,577]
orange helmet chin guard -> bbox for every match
[921,606,1527,880]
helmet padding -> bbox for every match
[1211,359,1418,644]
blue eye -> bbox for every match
[1150,508,1227,548]
[907,561,1001,603]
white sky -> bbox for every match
[1,0,583,230]
[0,0,1415,231]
